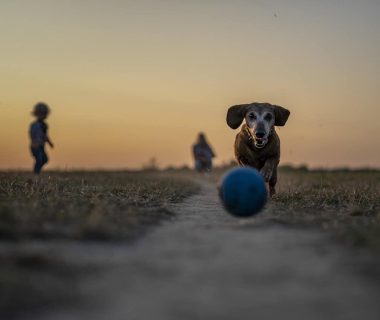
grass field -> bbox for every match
[0,170,199,317]
[0,169,379,317]
[274,169,380,252]
[0,171,199,241]
[0,169,379,247]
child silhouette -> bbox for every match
[192,132,215,173]
[29,103,54,174]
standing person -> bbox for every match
[29,102,54,174]
[192,132,215,172]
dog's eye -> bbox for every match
[248,113,256,120]
[264,114,273,121]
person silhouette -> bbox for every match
[192,132,215,172]
[29,103,54,174]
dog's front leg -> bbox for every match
[269,168,277,197]
[237,155,250,166]
[260,158,279,182]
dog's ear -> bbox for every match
[273,105,290,126]
[226,104,249,129]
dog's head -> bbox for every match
[227,102,290,148]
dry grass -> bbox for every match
[0,171,199,241]
[0,170,199,317]
[273,170,380,251]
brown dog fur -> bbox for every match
[226,102,290,196]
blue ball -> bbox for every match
[219,167,267,217]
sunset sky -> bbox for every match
[1,0,379,169]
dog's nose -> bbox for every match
[255,131,265,138]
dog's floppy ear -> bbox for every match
[226,104,249,129]
[273,105,290,126]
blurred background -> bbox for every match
[1,0,379,169]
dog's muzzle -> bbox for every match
[245,127,269,149]
[254,137,268,148]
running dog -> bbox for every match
[226,102,290,196]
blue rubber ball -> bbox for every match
[219,167,267,217]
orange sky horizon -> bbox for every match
[1,1,380,170]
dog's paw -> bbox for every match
[260,167,273,182]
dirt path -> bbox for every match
[35,181,380,320]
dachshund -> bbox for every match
[226,102,290,196]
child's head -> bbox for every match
[32,102,50,120]
[197,132,207,144]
